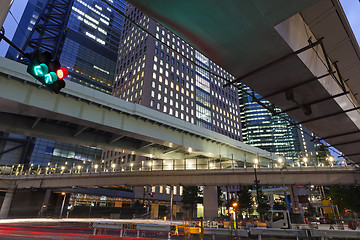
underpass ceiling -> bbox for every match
[128,0,360,162]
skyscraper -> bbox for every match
[7,0,126,94]
[112,4,242,140]
[238,84,319,162]
[2,0,127,167]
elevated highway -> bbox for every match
[0,57,271,162]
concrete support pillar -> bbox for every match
[269,194,275,209]
[203,186,218,220]
[39,189,51,217]
[0,183,16,218]
[289,185,300,213]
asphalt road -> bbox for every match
[0,221,300,240]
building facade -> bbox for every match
[112,4,242,141]
[238,84,319,162]
[2,0,126,167]
[7,0,126,94]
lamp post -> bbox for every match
[232,202,238,229]
[59,192,66,219]
[329,156,334,167]
[303,157,308,167]
[280,167,290,213]
[254,157,261,219]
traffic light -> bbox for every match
[254,180,260,187]
[149,192,154,197]
[26,50,67,93]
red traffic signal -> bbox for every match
[149,192,154,197]
[56,67,68,80]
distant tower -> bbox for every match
[238,83,318,162]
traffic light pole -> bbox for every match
[0,28,28,58]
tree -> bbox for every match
[237,186,253,219]
[257,190,270,220]
[131,200,146,217]
[273,196,287,210]
[326,186,360,215]
[304,202,316,219]
[181,186,202,219]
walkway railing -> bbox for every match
[0,157,352,177]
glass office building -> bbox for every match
[2,0,126,166]
[7,0,126,94]
[238,84,318,161]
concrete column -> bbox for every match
[289,185,300,213]
[203,186,218,220]
[0,183,16,218]
[39,189,51,217]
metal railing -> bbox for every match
[0,156,352,177]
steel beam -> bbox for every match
[289,106,360,126]
[259,72,334,101]
[321,129,360,140]
[332,139,360,147]
[275,91,349,115]
[31,117,41,129]
[73,126,88,137]
[223,38,323,87]
[0,144,24,156]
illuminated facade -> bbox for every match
[112,4,242,140]
[238,83,318,161]
[7,0,126,94]
[2,0,126,166]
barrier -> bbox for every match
[91,222,178,235]
[250,228,308,238]
[310,229,360,239]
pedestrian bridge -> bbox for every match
[0,159,358,188]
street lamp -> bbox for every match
[254,158,259,168]
[232,202,238,229]
[303,157,308,167]
[329,156,334,167]
[59,192,66,219]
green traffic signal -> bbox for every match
[34,63,49,77]
[44,72,57,84]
